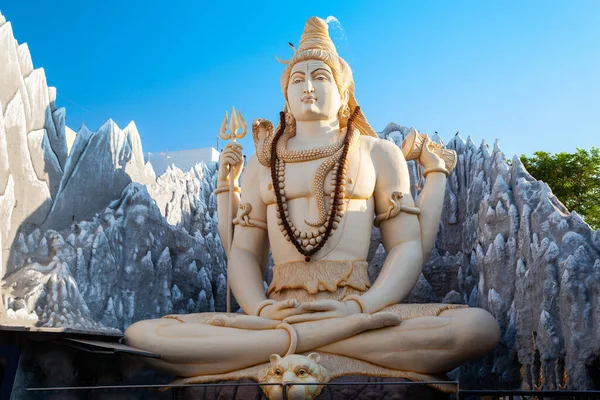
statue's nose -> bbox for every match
[303,78,315,93]
[282,371,297,383]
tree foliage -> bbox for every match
[520,147,600,231]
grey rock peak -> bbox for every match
[0,13,157,276]
[375,122,600,389]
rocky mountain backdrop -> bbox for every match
[1,9,599,393]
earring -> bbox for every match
[284,103,295,130]
[340,104,351,119]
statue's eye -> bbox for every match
[299,369,306,376]
[275,369,282,376]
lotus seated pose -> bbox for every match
[125,17,500,398]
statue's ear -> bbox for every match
[341,90,350,105]
[307,352,320,363]
[270,354,282,366]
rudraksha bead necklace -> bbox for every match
[270,107,361,261]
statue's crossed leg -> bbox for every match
[125,306,498,377]
[126,311,399,377]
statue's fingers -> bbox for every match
[369,312,402,328]
[225,142,242,150]
[221,156,238,166]
[424,137,434,150]
[277,307,308,320]
[224,155,241,166]
[222,151,241,163]
[232,145,244,156]
[221,148,233,158]
[231,152,243,163]
[220,160,233,170]
[283,311,336,324]
[273,299,299,311]
[225,145,243,157]
[300,301,336,312]
[221,151,236,160]
[223,146,242,159]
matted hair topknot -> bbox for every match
[278,17,377,138]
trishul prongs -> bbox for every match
[220,106,248,142]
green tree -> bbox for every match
[520,147,600,231]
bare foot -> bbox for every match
[208,314,280,330]
[361,312,402,331]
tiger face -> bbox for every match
[260,353,328,400]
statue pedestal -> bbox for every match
[169,350,457,400]
[323,377,453,400]
[178,378,453,400]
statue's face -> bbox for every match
[287,60,342,123]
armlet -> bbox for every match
[374,191,420,227]
[233,203,268,231]
[214,185,241,195]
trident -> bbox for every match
[219,106,247,313]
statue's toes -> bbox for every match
[208,314,232,326]
[369,311,402,329]
[209,314,279,330]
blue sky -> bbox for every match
[2,0,598,158]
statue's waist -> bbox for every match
[268,260,371,298]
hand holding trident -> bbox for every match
[219,106,247,313]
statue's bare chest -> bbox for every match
[259,144,375,205]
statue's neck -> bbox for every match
[291,120,344,149]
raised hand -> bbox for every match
[419,137,445,170]
[218,142,244,183]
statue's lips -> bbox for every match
[302,96,317,103]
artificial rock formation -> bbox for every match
[0,10,225,331]
[0,10,157,281]
[4,180,226,332]
[41,119,155,232]
[377,124,600,390]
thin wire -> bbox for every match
[56,93,93,114]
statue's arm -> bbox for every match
[227,155,270,314]
[413,137,449,262]
[216,192,241,256]
[414,173,446,263]
[216,143,243,255]
[363,141,424,311]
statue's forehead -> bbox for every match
[290,60,331,74]
[281,361,311,371]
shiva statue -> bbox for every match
[125,16,499,398]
